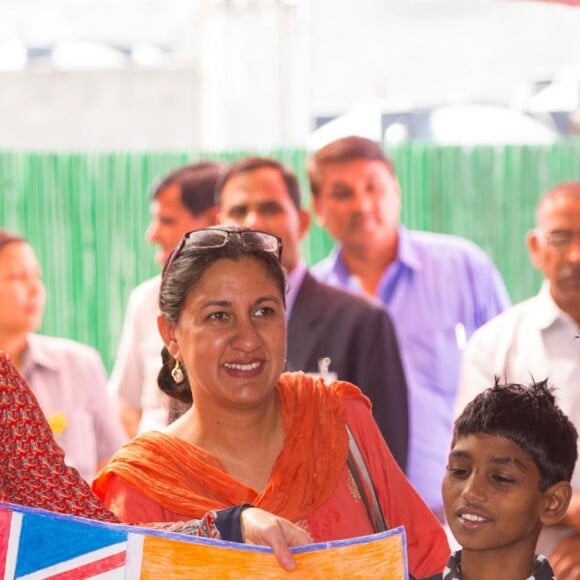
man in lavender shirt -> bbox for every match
[308,136,510,517]
[19,334,127,483]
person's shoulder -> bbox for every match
[303,271,385,313]
[280,371,368,401]
[408,230,503,284]
[122,275,162,324]
[128,275,161,302]
[467,297,536,342]
[30,334,104,366]
[0,352,23,390]
[410,230,490,261]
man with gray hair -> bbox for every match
[456,180,580,576]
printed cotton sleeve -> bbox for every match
[0,353,118,522]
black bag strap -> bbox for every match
[346,423,388,533]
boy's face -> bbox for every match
[443,433,546,556]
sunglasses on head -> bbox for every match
[163,228,283,278]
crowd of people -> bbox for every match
[1,138,579,578]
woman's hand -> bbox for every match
[241,508,313,571]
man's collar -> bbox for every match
[534,280,576,331]
[285,261,308,317]
[441,550,554,580]
[21,334,59,374]
[331,225,420,276]
[396,225,421,270]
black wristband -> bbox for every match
[214,504,254,543]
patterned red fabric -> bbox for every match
[0,352,118,522]
[0,352,221,539]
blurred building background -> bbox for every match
[0,0,578,151]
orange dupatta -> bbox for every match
[92,373,369,522]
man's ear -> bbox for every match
[157,315,181,360]
[205,205,220,226]
[311,195,325,226]
[526,229,543,270]
[541,481,572,526]
[298,208,311,240]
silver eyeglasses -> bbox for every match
[542,229,580,250]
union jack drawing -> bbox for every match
[0,502,407,579]
[0,505,141,580]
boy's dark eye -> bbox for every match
[446,465,469,479]
[492,474,515,485]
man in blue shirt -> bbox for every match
[308,136,510,517]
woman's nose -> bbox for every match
[231,318,261,351]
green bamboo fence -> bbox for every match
[1,142,579,371]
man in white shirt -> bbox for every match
[108,162,225,436]
[456,180,580,577]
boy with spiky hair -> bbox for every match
[428,379,577,579]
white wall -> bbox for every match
[0,68,203,150]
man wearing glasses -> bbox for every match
[456,180,580,577]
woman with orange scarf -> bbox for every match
[93,226,450,578]
[0,351,312,571]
